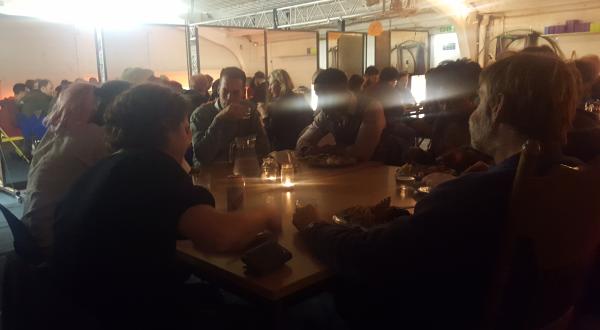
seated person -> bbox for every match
[296,68,385,162]
[293,52,579,328]
[259,69,314,151]
[183,74,210,109]
[564,56,600,162]
[191,67,270,166]
[22,82,129,254]
[407,59,484,170]
[51,83,281,329]
[397,70,416,106]
[365,67,417,165]
[348,74,364,94]
[0,83,26,137]
[362,65,379,90]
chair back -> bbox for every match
[487,141,600,329]
[0,203,44,265]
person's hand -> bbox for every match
[262,206,282,233]
[422,172,456,188]
[293,204,319,232]
[462,161,490,174]
[217,103,251,121]
[256,102,268,119]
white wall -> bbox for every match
[197,27,266,80]
[0,15,97,99]
[266,35,318,88]
[497,8,600,58]
[103,25,188,87]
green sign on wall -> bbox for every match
[440,25,455,33]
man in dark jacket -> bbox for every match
[190,67,269,166]
[293,53,580,329]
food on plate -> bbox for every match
[303,154,357,168]
[396,164,456,180]
[335,197,409,228]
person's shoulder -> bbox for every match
[190,102,217,120]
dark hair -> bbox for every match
[220,67,247,84]
[521,45,558,56]
[379,67,400,82]
[13,83,26,95]
[426,59,481,101]
[253,71,266,80]
[105,83,190,151]
[314,68,348,87]
[38,79,51,90]
[364,66,379,76]
[348,74,364,92]
[481,52,579,147]
[592,78,600,99]
[93,80,132,126]
[210,78,220,101]
[24,80,35,91]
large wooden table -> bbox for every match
[176,161,419,303]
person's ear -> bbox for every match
[490,93,505,123]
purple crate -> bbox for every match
[581,22,591,32]
[566,20,580,33]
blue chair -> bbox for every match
[0,203,44,266]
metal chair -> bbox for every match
[485,141,600,329]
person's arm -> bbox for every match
[296,214,422,280]
[295,112,328,157]
[252,106,271,158]
[178,205,281,253]
[190,106,235,165]
[345,101,386,161]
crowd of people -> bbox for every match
[1,47,600,329]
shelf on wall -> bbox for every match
[542,31,600,37]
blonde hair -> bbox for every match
[269,69,295,98]
[44,82,97,132]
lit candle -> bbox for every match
[280,164,295,188]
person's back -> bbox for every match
[23,124,106,251]
[51,83,280,329]
[22,83,108,252]
[264,93,314,151]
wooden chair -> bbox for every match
[486,141,600,329]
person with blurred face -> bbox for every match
[296,68,385,161]
[259,69,314,151]
[190,67,270,166]
[293,52,580,329]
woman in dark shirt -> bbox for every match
[52,83,280,329]
[259,69,314,151]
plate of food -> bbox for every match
[417,186,432,194]
[333,197,410,228]
[304,154,358,168]
[396,163,456,181]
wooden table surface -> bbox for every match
[177,161,419,302]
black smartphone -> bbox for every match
[241,239,292,276]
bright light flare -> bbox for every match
[0,0,188,29]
